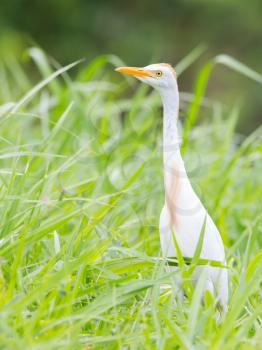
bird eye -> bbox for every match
[156,71,162,77]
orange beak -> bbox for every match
[115,66,152,77]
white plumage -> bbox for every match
[116,63,228,310]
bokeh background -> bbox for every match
[0,0,261,133]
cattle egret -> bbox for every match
[115,64,228,310]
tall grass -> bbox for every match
[0,48,261,349]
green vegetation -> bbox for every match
[0,48,261,349]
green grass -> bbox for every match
[0,48,261,350]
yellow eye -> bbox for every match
[156,71,162,77]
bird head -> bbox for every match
[115,63,177,91]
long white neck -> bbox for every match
[159,83,185,177]
[159,82,196,225]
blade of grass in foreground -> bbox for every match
[182,55,262,152]
[0,207,84,255]
[28,47,62,96]
[171,228,194,298]
[4,239,111,312]
[10,58,84,113]
[31,280,156,335]
[92,256,228,275]
[176,44,207,76]
[210,265,262,349]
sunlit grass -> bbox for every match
[0,48,261,349]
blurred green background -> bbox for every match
[0,0,261,133]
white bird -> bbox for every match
[115,64,228,310]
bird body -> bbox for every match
[116,63,228,309]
